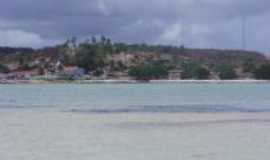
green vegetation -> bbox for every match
[128,63,169,80]
[20,64,36,71]
[110,61,127,72]
[0,64,10,73]
[180,62,210,79]
[192,67,210,80]
[56,36,113,71]
[76,43,106,71]
[254,64,270,80]
[0,36,269,81]
[242,57,256,73]
[59,36,113,72]
[214,64,237,80]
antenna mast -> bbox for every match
[241,16,246,50]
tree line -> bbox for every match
[1,36,270,80]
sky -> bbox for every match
[0,0,269,53]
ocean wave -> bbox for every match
[68,104,270,114]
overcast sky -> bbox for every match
[0,0,269,53]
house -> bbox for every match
[235,68,252,79]
[62,66,86,80]
[5,69,40,80]
[55,60,64,72]
[0,73,6,80]
[168,69,182,80]
[107,71,130,80]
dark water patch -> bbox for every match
[0,104,57,109]
[0,105,32,109]
[115,119,270,129]
[69,104,270,114]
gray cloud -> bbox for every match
[0,0,269,53]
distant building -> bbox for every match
[54,60,64,73]
[107,71,130,80]
[0,73,6,80]
[4,69,40,80]
[168,70,182,80]
[63,66,85,80]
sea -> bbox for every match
[0,83,270,160]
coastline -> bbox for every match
[1,79,270,84]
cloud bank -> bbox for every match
[0,0,269,53]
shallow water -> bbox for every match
[1,83,270,110]
[0,83,270,160]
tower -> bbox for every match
[241,16,246,50]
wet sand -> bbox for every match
[0,108,270,160]
[1,79,270,84]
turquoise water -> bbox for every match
[1,83,270,111]
[1,83,270,160]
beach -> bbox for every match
[1,79,270,85]
[1,83,270,160]
[1,108,270,160]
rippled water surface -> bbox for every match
[0,83,270,160]
[1,83,270,110]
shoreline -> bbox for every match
[1,79,270,84]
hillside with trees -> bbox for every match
[0,36,270,81]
